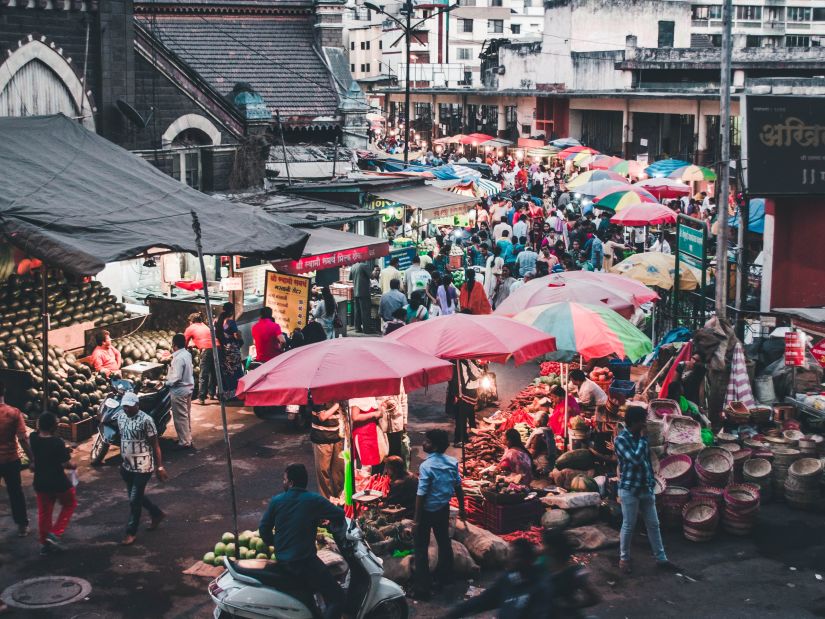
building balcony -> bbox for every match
[619,44,825,70]
[762,20,786,33]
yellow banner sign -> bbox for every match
[263,271,311,335]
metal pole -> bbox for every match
[276,111,292,186]
[715,0,733,318]
[191,211,240,561]
[332,134,340,178]
[735,163,749,314]
[41,268,49,413]
[403,0,412,165]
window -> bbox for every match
[691,5,722,19]
[350,41,355,50]
[457,47,472,60]
[490,0,502,6]
[365,63,371,72]
[521,124,532,135]
[459,18,474,32]
[488,19,504,33]
[505,105,518,126]
[709,34,722,47]
[787,7,811,21]
[786,35,811,46]
[360,41,365,49]
[360,63,366,71]
[351,63,356,72]
[815,7,825,21]
[460,0,476,5]
[366,41,371,50]
[511,24,521,34]
[172,151,201,190]
[735,5,761,20]
[379,40,383,49]
[745,35,761,47]
[657,20,675,47]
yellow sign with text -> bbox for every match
[263,271,311,335]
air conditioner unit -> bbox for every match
[496,66,506,74]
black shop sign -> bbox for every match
[745,95,825,195]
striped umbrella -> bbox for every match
[610,202,678,226]
[567,170,628,189]
[589,155,625,170]
[558,145,596,159]
[644,158,690,178]
[668,165,717,182]
[512,302,653,362]
[593,187,659,212]
[610,159,647,178]
[633,178,691,200]
[570,179,629,198]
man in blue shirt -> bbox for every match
[259,463,346,619]
[496,230,514,263]
[515,243,538,277]
[413,429,465,600]
[614,406,673,575]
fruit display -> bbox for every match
[203,527,337,566]
[115,330,200,390]
[589,367,614,382]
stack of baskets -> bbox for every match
[722,484,761,536]
[658,486,691,529]
[749,407,772,425]
[743,458,773,502]
[690,485,725,508]
[695,448,734,488]
[731,448,753,483]
[783,429,804,447]
[725,401,751,425]
[646,418,666,455]
[682,500,720,542]
[784,458,824,511]
[771,447,801,501]
[665,416,703,454]
[659,454,695,488]
[798,437,819,457]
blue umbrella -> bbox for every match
[644,159,691,178]
[549,137,582,149]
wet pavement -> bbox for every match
[1,361,824,618]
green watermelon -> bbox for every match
[555,449,595,471]
[569,475,599,493]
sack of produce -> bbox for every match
[555,449,595,471]
[542,491,601,510]
[567,506,600,527]
[564,524,620,551]
[551,468,597,490]
[382,555,413,583]
[453,520,509,569]
[541,508,571,531]
[428,539,479,576]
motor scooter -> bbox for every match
[89,377,172,466]
[208,520,408,619]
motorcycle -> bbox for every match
[89,377,172,466]
[208,520,408,619]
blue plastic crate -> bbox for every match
[608,359,632,381]
[609,379,636,397]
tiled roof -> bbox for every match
[139,15,340,120]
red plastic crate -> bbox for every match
[482,498,543,534]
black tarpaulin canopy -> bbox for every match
[0,114,308,275]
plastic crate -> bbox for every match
[482,498,543,534]
[608,359,632,381]
[609,379,636,398]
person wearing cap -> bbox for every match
[112,391,168,546]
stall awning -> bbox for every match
[479,138,513,148]
[371,185,478,219]
[271,228,389,275]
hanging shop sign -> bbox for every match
[811,338,825,368]
[263,272,311,334]
[745,95,825,195]
[784,329,806,367]
[383,246,417,271]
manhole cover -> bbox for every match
[1,576,91,609]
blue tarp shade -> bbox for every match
[729,198,765,234]
[0,114,308,275]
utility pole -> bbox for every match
[403,0,412,165]
[715,0,733,318]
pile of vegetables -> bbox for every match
[533,373,561,388]
[203,527,336,566]
[589,367,614,382]
[568,415,595,431]
[500,526,543,545]
[499,408,535,433]
[463,429,505,478]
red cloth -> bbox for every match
[353,420,381,466]
[0,404,26,464]
[90,345,122,374]
[184,323,213,350]
[36,487,77,545]
[659,342,693,399]
[252,319,283,363]
[175,280,204,291]
[459,282,492,315]
[549,396,579,436]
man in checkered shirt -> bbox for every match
[615,405,675,574]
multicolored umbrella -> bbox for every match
[385,314,556,365]
[588,155,625,170]
[568,170,628,189]
[493,275,638,318]
[644,158,691,177]
[569,150,602,165]
[558,145,596,159]
[593,187,658,212]
[610,159,647,178]
[512,302,653,362]
[633,178,691,200]
[570,179,629,198]
[549,271,660,305]
[610,202,678,226]
[610,252,701,291]
[668,164,717,182]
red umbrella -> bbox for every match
[552,271,660,305]
[611,202,678,226]
[236,338,454,406]
[589,155,625,170]
[634,178,691,200]
[460,133,495,145]
[385,314,556,365]
[493,277,638,318]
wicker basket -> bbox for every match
[667,442,705,458]
[666,416,702,446]
[743,458,772,480]
[649,399,680,418]
[695,448,734,488]
[788,457,824,479]
[659,454,695,488]
[783,429,804,445]
[682,500,720,542]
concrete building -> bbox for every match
[381,0,825,159]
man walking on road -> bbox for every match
[350,260,374,333]
[0,381,33,536]
[184,312,215,405]
[413,429,465,600]
[114,392,168,545]
[615,405,674,574]
[166,333,195,450]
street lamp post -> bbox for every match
[365,0,458,165]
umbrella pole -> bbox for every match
[191,211,240,560]
[344,401,355,507]
[40,267,49,413]
[563,363,569,450]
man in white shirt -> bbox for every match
[512,207,529,241]
[569,369,608,410]
[492,216,513,242]
[404,255,431,294]
[379,257,403,293]
[650,235,671,254]
[166,333,195,449]
[491,160,501,178]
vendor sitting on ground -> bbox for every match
[382,456,418,518]
[526,425,557,476]
[548,385,580,436]
[499,428,533,483]
[569,369,607,411]
[89,330,122,375]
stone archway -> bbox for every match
[162,113,222,148]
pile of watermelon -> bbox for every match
[203,530,274,566]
